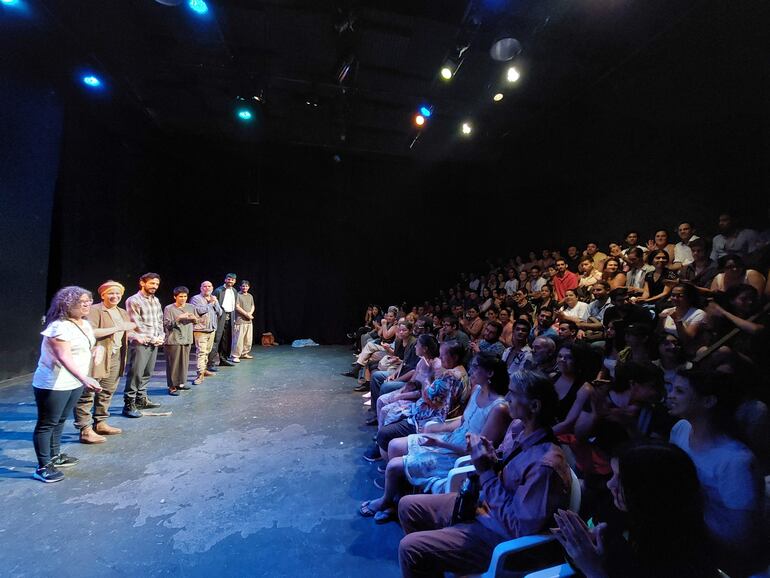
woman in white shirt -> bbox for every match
[32,286,102,483]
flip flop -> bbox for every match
[374,508,397,524]
[359,500,377,517]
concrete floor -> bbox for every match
[0,346,402,577]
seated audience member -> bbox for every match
[397,370,571,578]
[564,245,582,273]
[438,316,470,349]
[553,442,721,578]
[503,268,519,295]
[653,333,691,396]
[539,249,556,270]
[360,354,511,522]
[510,288,535,322]
[502,318,533,378]
[368,321,419,414]
[621,230,646,255]
[658,283,706,356]
[670,221,699,271]
[556,319,579,344]
[535,284,556,311]
[552,257,579,301]
[601,257,627,290]
[617,322,655,365]
[600,316,625,379]
[375,334,443,430]
[624,247,650,297]
[678,237,718,293]
[704,284,768,366]
[668,370,764,576]
[459,305,484,340]
[523,251,539,272]
[584,242,608,270]
[710,212,758,262]
[575,281,613,337]
[630,249,676,307]
[577,257,603,300]
[498,307,513,347]
[464,289,481,312]
[478,287,494,314]
[526,336,558,377]
[470,320,505,358]
[530,308,558,342]
[710,254,766,296]
[526,265,548,300]
[552,343,598,435]
[645,229,675,261]
[484,307,499,322]
[370,341,470,462]
[468,273,481,293]
[346,306,398,379]
[557,289,590,322]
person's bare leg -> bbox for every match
[388,436,409,461]
[368,457,406,511]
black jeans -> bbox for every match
[377,418,417,453]
[209,312,232,366]
[33,386,83,467]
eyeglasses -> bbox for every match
[79,299,93,305]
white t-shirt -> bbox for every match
[660,307,706,336]
[670,420,760,548]
[32,319,95,391]
[530,277,547,293]
[560,301,589,321]
[504,279,519,295]
[674,235,698,265]
[221,288,236,313]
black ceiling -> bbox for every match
[2,0,767,160]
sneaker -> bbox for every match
[122,404,143,418]
[362,391,371,399]
[52,454,79,468]
[353,382,370,393]
[136,397,161,409]
[229,357,241,363]
[219,359,235,367]
[33,463,64,483]
[362,444,382,462]
[363,400,371,407]
[340,370,358,378]
[206,366,219,373]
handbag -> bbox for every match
[261,332,276,347]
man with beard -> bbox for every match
[190,281,222,385]
[210,273,238,368]
[122,273,164,418]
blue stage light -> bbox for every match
[1,0,20,5]
[419,106,432,118]
[82,75,102,88]
[237,109,253,121]
[188,0,208,14]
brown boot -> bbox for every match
[94,421,122,435]
[80,427,106,444]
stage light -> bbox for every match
[414,114,425,127]
[440,66,453,80]
[419,106,432,118]
[237,109,253,121]
[188,0,208,14]
[82,75,102,88]
[490,35,522,62]
[461,122,472,135]
[493,92,504,102]
[506,66,521,83]
[1,0,19,5]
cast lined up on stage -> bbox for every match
[30,272,255,483]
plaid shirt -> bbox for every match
[125,291,164,342]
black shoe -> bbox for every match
[52,453,79,468]
[33,463,64,483]
[206,366,219,373]
[353,382,370,393]
[365,416,378,426]
[136,397,161,409]
[122,404,142,418]
[219,359,235,367]
[341,370,358,378]
[362,444,382,462]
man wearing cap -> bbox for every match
[210,273,238,368]
[123,272,165,418]
[190,280,222,385]
[75,281,136,442]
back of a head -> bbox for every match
[509,370,558,427]
[474,352,509,395]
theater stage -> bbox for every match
[0,345,402,577]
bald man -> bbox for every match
[190,281,222,385]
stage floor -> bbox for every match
[0,345,402,577]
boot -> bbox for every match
[122,401,142,418]
[94,421,122,435]
[79,427,106,444]
[136,397,161,409]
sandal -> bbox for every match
[359,500,377,517]
[374,507,397,524]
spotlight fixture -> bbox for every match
[506,66,521,83]
[461,122,472,135]
[414,114,426,127]
[188,0,208,15]
[493,92,504,102]
[490,35,522,62]
[440,65,454,81]
[237,108,253,121]
[1,0,20,5]
[82,75,102,88]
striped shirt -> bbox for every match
[125,291,164,342]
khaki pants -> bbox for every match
[231,323,253,359]
[193,331,215,374]
[74,349,121,430]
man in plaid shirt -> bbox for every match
[122,272,165,418]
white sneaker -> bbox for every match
[229,357,241,363]
[363,400,371,407]
[362,392,371,399]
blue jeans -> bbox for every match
[33,386,83,467]
[370,370,404,406]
